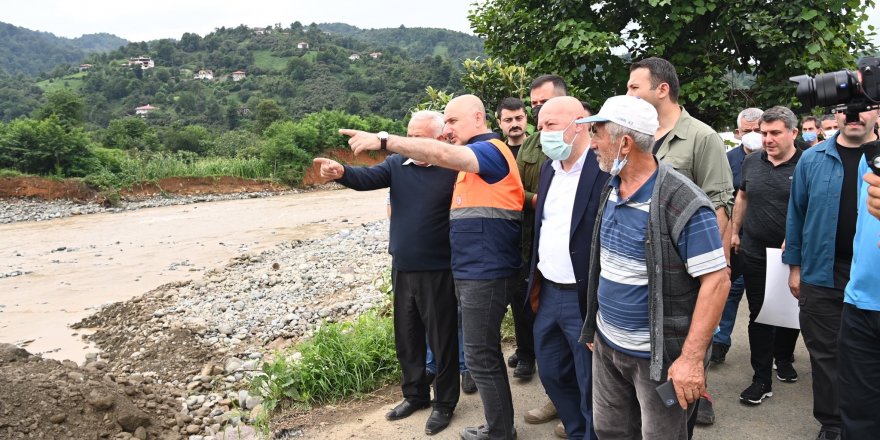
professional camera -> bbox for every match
[790,57,880,123]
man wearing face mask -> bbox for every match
[820,115,839,140]
[711,108,763,365]
[579,95,730,439]
[784,108,879,440]
[801,116,821,148]
[511,76,569,433]
[525,96,608,440]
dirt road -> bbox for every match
[0,189,387,362]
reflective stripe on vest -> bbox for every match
[450,138,524,216]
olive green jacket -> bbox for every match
[654,107,734,215]
[516,134,548,263]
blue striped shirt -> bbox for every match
[597,172,726,358]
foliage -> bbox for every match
[0,115,98,176]
[469,0,877,127]
[34,89,85,130]
[102,117,161,150]
[0,22,127,76]
[90,151,274,188]
[250,309,400,410]
[318,23,485,61]
[460,58,530,112]
[413,86,456,113]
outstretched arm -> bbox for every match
[341,129,480,173]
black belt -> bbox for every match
[544,279,578,291]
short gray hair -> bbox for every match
[737,108,763,128]
[409,110,445,137]
[761,106,798,131]
[606,122,655,153]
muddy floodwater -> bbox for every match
[0,189,387,362]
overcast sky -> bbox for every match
[1,0,478,42]
[2,1,879,47]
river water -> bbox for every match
[0,189,387,362]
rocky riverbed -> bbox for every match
[0,191,302,224]
[3,216,392,440]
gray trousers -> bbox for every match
[592,336,695,440]
[456,275,517,440]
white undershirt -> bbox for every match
[536,149,588,284]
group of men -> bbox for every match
[315,56,880,440]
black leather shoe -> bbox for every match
[425,409,453,435]
[513,359,536,379]
[461,371,477,394]
[385,400,429,421]
[507,353,519,368]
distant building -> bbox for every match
[251,27,270,35]
[78,64,93,72]
[194,69,214,80]
[135,104,157,116]
[348,54,361,61]
[237,107,251,116]
[232,70,247,81]
[128,56,154,69]
[297,41,309,49]
[369,52,382,59]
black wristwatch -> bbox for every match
[377,131,389,150]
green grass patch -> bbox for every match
[36,72,86,93]
[252,50,288,71]
[432,43,449,58]
[90,152,276,189]
[0,168,24,177]
[302,51,318,63]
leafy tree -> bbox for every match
[459,57,530,113]
[469,0,876,126]
[0,115,97,176]
[209,129,264,157]
[254,99,286,134]
[163,124,211,154]
[102,117,160,150]
[34,89,86,130]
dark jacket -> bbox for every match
[526,149,609,318]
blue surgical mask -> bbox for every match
[802,131,818,143]
[540,119,577,161]
[609,140,628,177]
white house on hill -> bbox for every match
[194,69,214,80]
[128,56,154,69]
[135,104,157,116]
[232,70,247,81]
[297,41,309,49]
[348,54,361,61]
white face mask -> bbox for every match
[609,139,628,176]
[742,131,763,151]
[824,129,838,139]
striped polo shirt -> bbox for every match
[596,171,726,358]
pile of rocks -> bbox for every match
[73,220,392,439]
[0,190,297,224]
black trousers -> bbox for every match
[511,265,535,363]
[839,303,880,440]
[799,259,849,431]
[392,269,460,411]
[741,251,800,385]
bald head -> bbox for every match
[538,96,590,163]
[443,94,490,145]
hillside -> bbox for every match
[0,22,127,76]
[319,23,484,60]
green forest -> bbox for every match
[0,21,484,188]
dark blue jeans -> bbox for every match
[533,283,597,440]
[839,303,880,439]
[456,275,517,439]
[713,274,745,347]
[426,306,467,374]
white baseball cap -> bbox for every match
[576,95,659,136]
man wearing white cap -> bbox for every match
[578,95,730,439]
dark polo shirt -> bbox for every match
[740,148,802,257]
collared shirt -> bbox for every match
[536,149,588,284]
[597,170,725,358]
[727,144,748,198]
[655,107,734,213]
[740,148,802,256]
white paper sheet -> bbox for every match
[754,248,800,330]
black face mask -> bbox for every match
[532,105,543,125]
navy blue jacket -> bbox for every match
[336,154,457,272]
[525,149,609,318]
